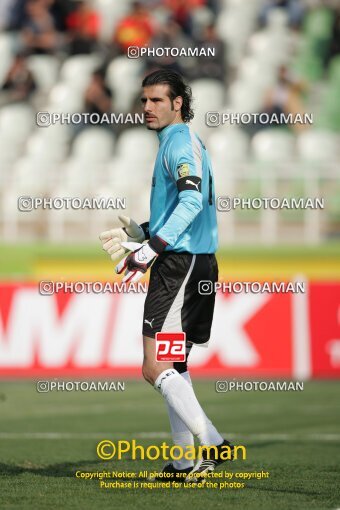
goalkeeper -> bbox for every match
[100,69,234,482]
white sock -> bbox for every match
[166,405,194,469]
[155,369,224,447]
[166,371,194,470]
[181,370,192,386]
[180,371,223,447]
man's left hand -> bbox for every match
[115,242,158,283]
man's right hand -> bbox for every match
[99,215,145,261]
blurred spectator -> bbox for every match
[145,19,190,75]
[0,0,13,30]
[113,2,156,54]
[7,0,73,32]
[193,23,226,82]
[259,0,305,28]
[6,0,27,30]
[66,1,100,55]
[206,0,221,18]
[1,53,36,104]
[164,0,206,36]
[327,8,340,64]
[50,0,75,32]
[22,0,62,54]
[84,70,112,117]
[245,65,308,135]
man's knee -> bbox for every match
[142,363,156,385]
[142,362,174,386]
[142,362,162,385]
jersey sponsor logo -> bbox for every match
[177,175,202,193]
[156,332,186,362]
[144,318,154,328]
[156,369,177,390]
[186,179,200,191]
[177,163,190,178]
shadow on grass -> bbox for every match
[245,484,321,497]
[0,459,141,480]
[0,441,287,480]
[0,441,325,498]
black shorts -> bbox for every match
[143,251,218,344]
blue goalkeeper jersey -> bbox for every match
[149,123,218,254]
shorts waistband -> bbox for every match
[159,251,216,258]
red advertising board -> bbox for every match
[0,282,339,378]
[309,283,340,378]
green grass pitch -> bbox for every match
[0,242,339,278]
[0,380,339,510]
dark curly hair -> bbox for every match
[142,69,194,123]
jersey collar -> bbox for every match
[157,123,186,143]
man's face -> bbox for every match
[141,84,182,130]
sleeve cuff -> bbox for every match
[139,222,150,240]
[149,235,168,254]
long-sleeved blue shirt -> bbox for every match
[149,123,218,254]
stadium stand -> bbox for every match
[0,0,339,243]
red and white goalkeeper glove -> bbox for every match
[115,237,167,283]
